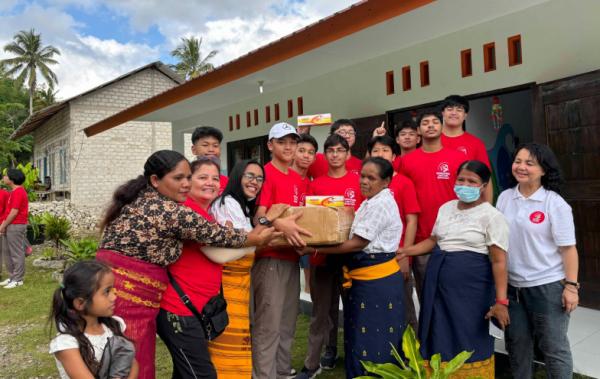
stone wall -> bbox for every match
[68,68,178,207]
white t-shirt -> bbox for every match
[432,200,509,255]
[496,186,576,287]
[350,188,402,254]
[49,316,126,379]
[211,195,253,232]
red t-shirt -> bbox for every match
[308,172,363,210]
[161,198,222,316]
[307,153,363,179]
[388,174,421,246]
[5,187,28,224]
[393,155,403,173]
[400,148,466,242]
[219,174,229,194]
[0,189,9,223]
[441,132,490,168]
[257,162,304,261]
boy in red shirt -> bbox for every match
[191,126,229,193]
[298,134,363,376]
[400,112,466,300]
[368,135,420,331]
[291,134,318,294]
[0,169,29,288]
[307,119,362,178]
[440,95,493,201]
[372,120,420,172]
[252,122,311,379]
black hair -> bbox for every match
[440,94,470,113]
[416,111,443,126]
[324,134,349,151]
[367,135,399,156]
[49,261,126,375]
[362,157,393,181]
[297,134,318,152]
[6,168,25,185]
[217,159,264,219]
[394,120,417,138]
[457,160,492,184]
[330,118,357,135]
[190,156,220,173]
[511,142,564,193]
[191,126,223,144]
[101,150,188,230]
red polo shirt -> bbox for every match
[307,153,363,179]
[5,187,28,224]
[161,198,222,316]
[441,132,490,168]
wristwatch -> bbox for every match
[562,279,581,289]
[257,216,272,227]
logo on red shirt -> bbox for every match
[344,188,357,206]
[436,162,451,180]
[529,211,545,224]
[293,185,299,205]
[457,146,468,156]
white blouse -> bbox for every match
[49,316,126,379]
[432,200,509,255]
[210,195,253,232]
[350,188,402,254]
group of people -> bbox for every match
[0,168,29,289]
[46,94,579,379]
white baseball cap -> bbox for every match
[268,122,299,140]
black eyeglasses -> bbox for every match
[242,173,265,183]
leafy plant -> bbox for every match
[27,213,45,240]
[61,237,98,266]
[356,325,473,379]
[42,212,71,251]
[40,247,57,260]
[2,162,39,201]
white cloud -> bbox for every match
[0,0,359,99]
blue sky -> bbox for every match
[0,0,357,98]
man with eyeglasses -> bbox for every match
[295,134,363,378]
[307,119,363,179]
[440,95,493,201]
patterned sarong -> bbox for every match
[343,252,406,379]
[419,247,495,378]
[96,249,168,379]
[208,254,254,378]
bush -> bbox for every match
[61,237,98,266]
[40,247,58,260]
[42,212,71,251]
[27,213,45,244]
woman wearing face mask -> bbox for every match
[398,160,509,378]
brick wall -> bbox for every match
[36,67,178,207]
[32,107,70,191]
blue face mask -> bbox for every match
[454,185,482,203]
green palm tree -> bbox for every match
[170,36,217,80]
[33,84,58,111]
[1,29,61,115]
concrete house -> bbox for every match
[12,62,183,207]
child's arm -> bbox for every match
[54,349,95,379]
[127,358,139,379]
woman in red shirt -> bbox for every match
[0,169,29,289]
[157,157,288,378]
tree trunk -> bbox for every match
[29,87,33,115]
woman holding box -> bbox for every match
[299,157,405,379]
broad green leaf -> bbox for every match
[402,326,425,379]
[390,342,408,370]
[360,361,413,379]
[442,350,473,376]
[430,354,441,379]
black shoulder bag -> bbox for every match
[167,272,229,341]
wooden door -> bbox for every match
[351,114,385,160]
[538,70,600,309]
[226,135,269,174]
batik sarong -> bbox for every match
[419,247,495,378]
[343,252,405,379]
[96,249,168,379]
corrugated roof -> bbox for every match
[10,61,184,139]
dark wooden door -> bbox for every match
[538,70,600,309]
[351,114,385,159]
[226,135,269,174]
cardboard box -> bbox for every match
[271,206,355,246]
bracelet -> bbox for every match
[495,298,509,306]
[561,279,581,289]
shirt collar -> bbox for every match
[514,185,546,202]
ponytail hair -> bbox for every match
[100,150,188,230]
[49,261,125,375]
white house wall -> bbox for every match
[32,107,71,191]
[171,0,600,173]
